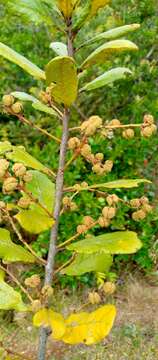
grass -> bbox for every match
[0,276,158,359]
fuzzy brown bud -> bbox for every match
[0,201,6,209]
[106,194,119,206]
[122,129,135,139]
[130,198,141,208]
[81,116,102,136]
[103,282,116,295]
[82,216,94,227]
[11,101,23,114]
[143,114,154,125]
[68,137,81,150]
[12,163,26,177]
[0,159,9,177]
[81,144,91,157]
[18,197,31,209]
[92,163,103,175]
[142,204,152,213]
[81,182,88,188]
[77,224,87,234]
[3,177,18,193]
[23,171,33,183]
[25,274,41,288]
[109,119,121,127]
[41,285,54,299]
[103,160,113,173]
[98,216,110,228]
[2,94,15,106]
[31,300,42,313]
[140,196,149,205]
[88,292,101,305]
[102,206,116,219]
[95,153,104,161]
[62,196,71,207]
[132,210,146,221]
[141,126,155,138]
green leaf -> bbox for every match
[7,0,60,27]
[25,170,55,212]
[67,231,142,254]
[81,67,132,91]
[0,228,35,263]
[11,91,37,102]
[0,270,27,311]
[50,42,68,56]
[0,141,12,155]
[81,40,138,69]
[45,56,78,106]
[0,42,45,80]
[89,179,151,189]
[80,24,140,47]
[32,101,58,116]
[6,146,51,175]
[62,253,112,276]
[11,92,59,116]
[15,204,54,234]
[73,0,110,30]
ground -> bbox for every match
[1,276,158,360]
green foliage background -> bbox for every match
[0,0,158,283]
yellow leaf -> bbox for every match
[33,308,66,340]
[89,0,111,18]
[58,0,79,18]
[62,305,116,345]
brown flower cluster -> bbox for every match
[2,94,23,114]
[130,196,152,221]
[0,158,32,195]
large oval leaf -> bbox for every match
[67,231,142,254]
[0,270,27,311]
[81,67,132,91]
[50,42,68,56]
[0,228,35,263]
[89,179,151,190]
[6,146,51,176]
[63,305,116,345]
[80,24,140,47]
[45,56,78,106]
[0,141,12,155]
[15,204,54,234]
[62,253,112,276]
[0,42,45,80]
[81,39,138,68]
[25,170,55,212]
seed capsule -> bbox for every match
[130,198,141,208]
[82,216,94,227]
[109,119,121,126]
[122,129,135,139]
[143,114,154,125]
[98,216,110,228]
[18,197,31,209]
[103,160,113,173]
[102,206,116,219]
[12,163,26,177]
[25,274,41,288]
[103,282,116,295]
[23,171,33,183]
[132,210,146,221]
[68,137,81,150]
[11,101,23,114]
[31,300,42,313]
[2,94,15,106]
[3,177,18,193]
[0,159,9,177]
[95,153,104,161]
[0,201,6,209]
[88,291,101,304]
[81,144,91,157]
[106,194,119,206]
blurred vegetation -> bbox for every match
[0,0,158,285]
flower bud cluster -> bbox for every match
[77,216,95,234]
[68,137,81,150]
[80,143,113,175]
[98,206,116,228]
[0,158,32,194]
[103,282,116,295]
[25,274,41,288]
[122,128,135,139]
[81,116,103,136]
[88,291,101,304]
[141,114,157,138]
[2,94,23,114]
[62,196,77,212]
[130,196,152,221]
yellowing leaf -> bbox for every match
[58,0,79,18]
[89,179,151,189]
[62,305,116,345]
[81,39,138,69]
[45,56,78,106]
[89,0,111,18]
[62,253,112,275]
[0,270,27,311]
[33,308,66,339]
[0,42,45,80]
[0,228,35,263]
[67,231,142,255]
[33,305,116,345]
[15,204,54,234]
